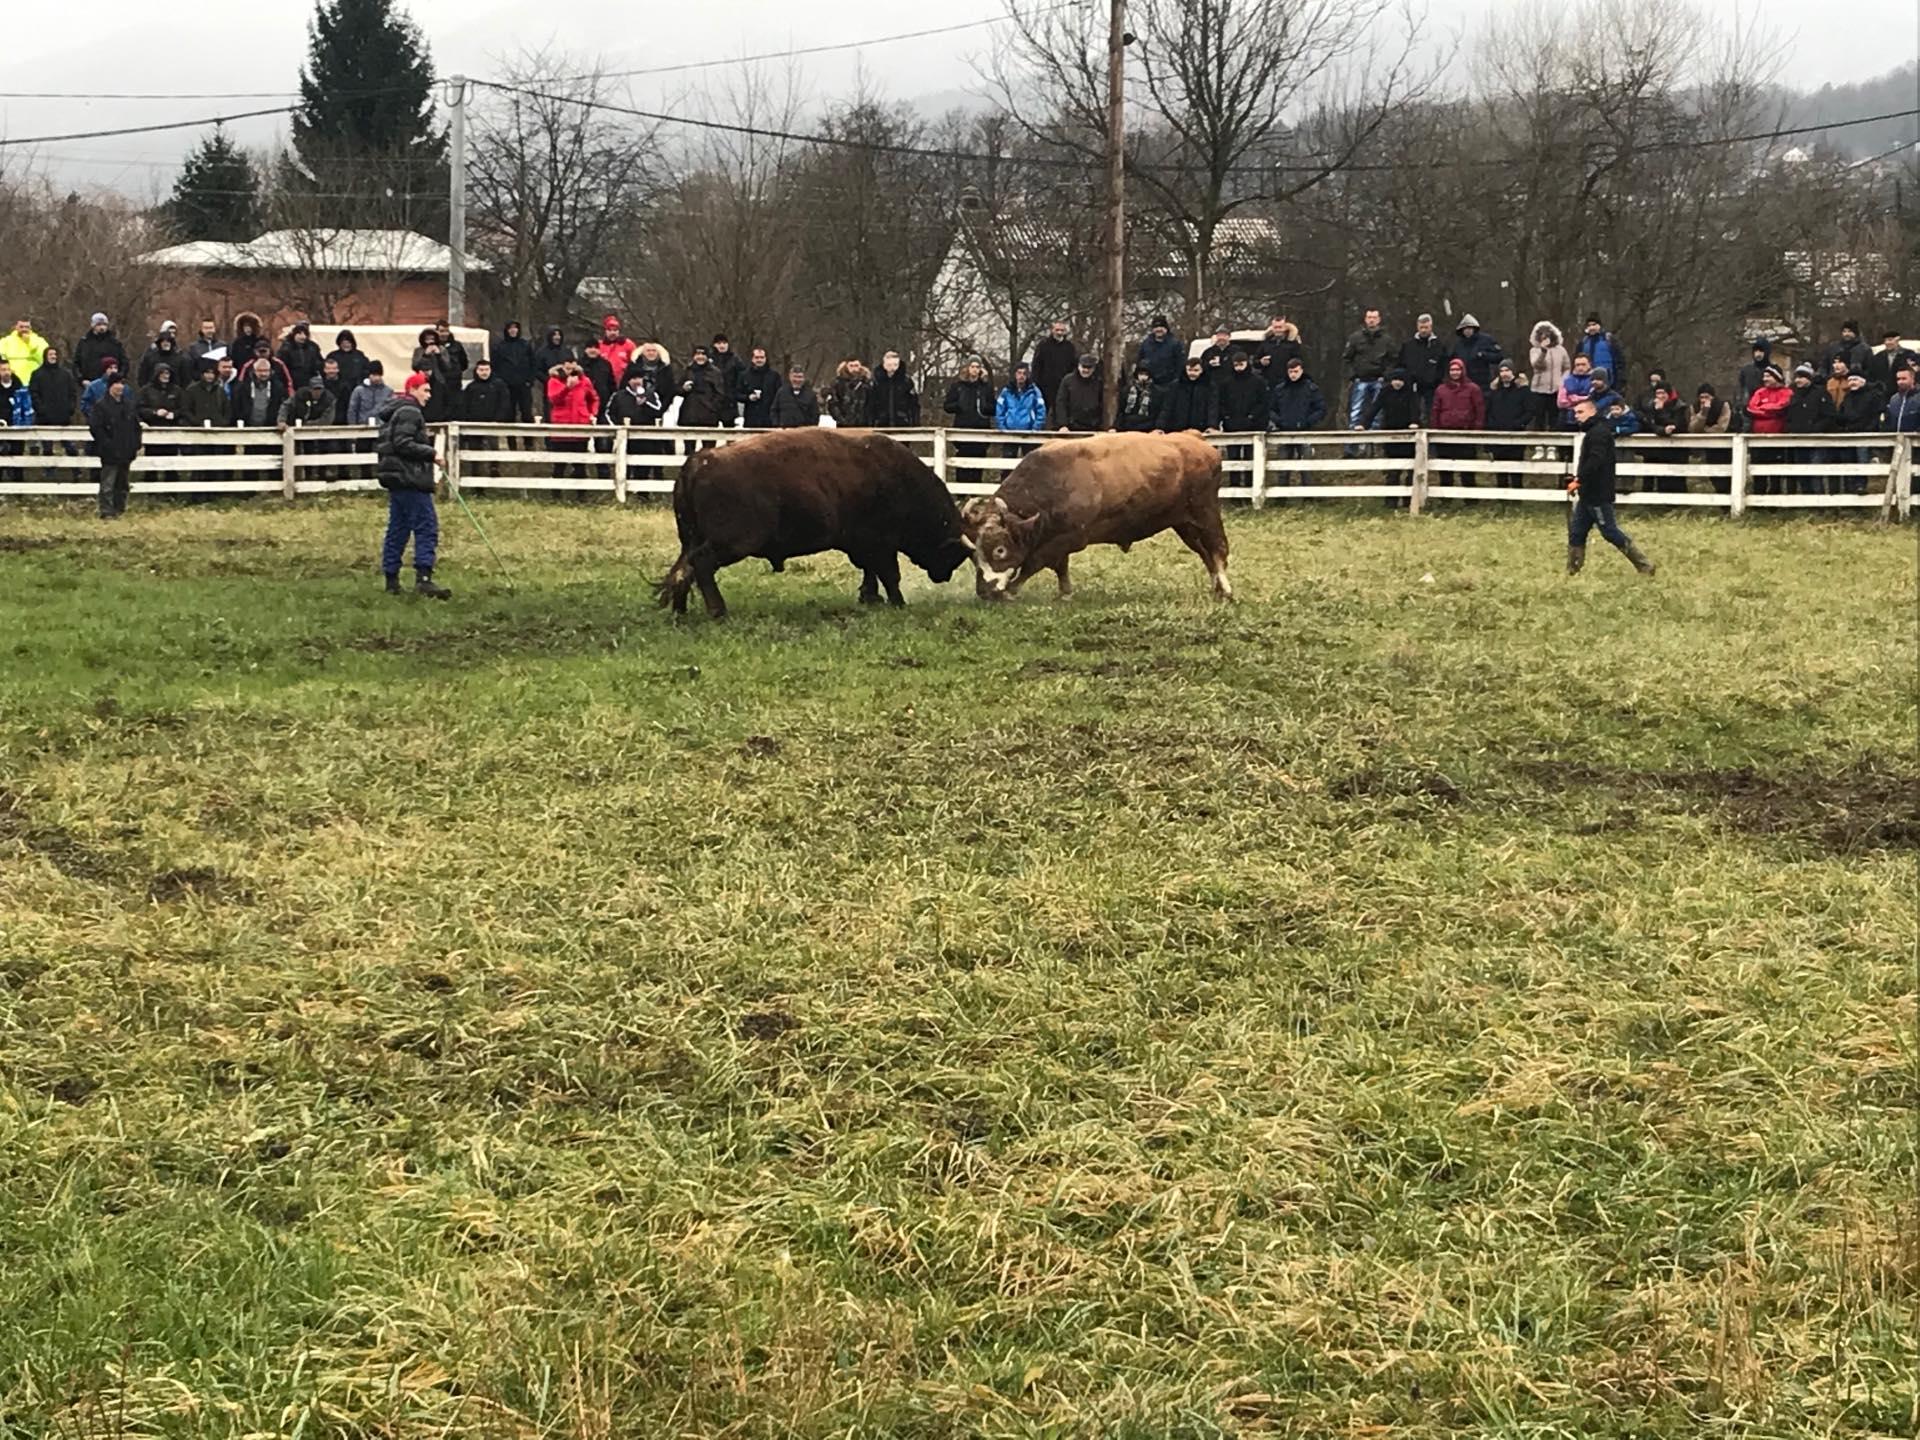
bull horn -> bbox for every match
[958,533,977,551]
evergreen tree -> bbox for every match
[289,0,448,235]
[166,127,262,241]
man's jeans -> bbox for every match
[1346,379,1382,456]
[1568,497,1631,549]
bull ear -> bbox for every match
[1009,510,1044,539]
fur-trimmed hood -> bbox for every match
[1531,321,1563,348]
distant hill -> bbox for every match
[1782,62,1917,157]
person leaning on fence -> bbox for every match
[1218,350,1268,434]
[678,347,734,429]
[376,373,450,599]
[88,371,142,519]
[1358,367,1418,501]
[1428,357,1486,481]
[1054,354,1106,432]
[1270,356,1328,485]
[1115,363,1158,433]
[825,358,871,427]
[1637,384,1691,493]
[546,358,603,479]
[2,318,48,385]
[1825,355,1882,496]
[770,366,820,428]
[493,321,537,424]
[1781,363,1833,495]
[995,363,1046,433]
[1527,322,1569,435]
[1486,360,1532,487]
[457,359,514,478]
[0,359,28,463]
[738,347,780,428]
[1156,355,1219,433]
[1880,365,1919,434]
[1688,383,1733,491]
[1566,395,1655,578]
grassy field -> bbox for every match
[0,497,1914,1439]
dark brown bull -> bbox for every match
[961,431,1231,601]
[654,428,973,619]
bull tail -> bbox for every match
[653,447,713,609]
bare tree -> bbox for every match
[468,53,662,326]
[0,160,166,348]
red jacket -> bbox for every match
[599,336,637,379]
[546,373,601,426]
[1429,378,1485,430]
[1745,384,1790,434]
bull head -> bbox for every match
[961,497,1043,599]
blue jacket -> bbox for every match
[1268,374,1327,431]
[995,381,1046,431]
[1592,388,1640,436]
[1883,389,1920,433]
[80,375,113,418]
[1,381,30,428]
[1576,330,1625,385]
[1135,331,1185,388]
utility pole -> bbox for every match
[1102,0,1127,418]
[447,76,469,324]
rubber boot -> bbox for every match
[1566,544,1585,576]
[1623,542,1656,577]
[384,571,402,594]
[414,568,452,599]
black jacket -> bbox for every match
[1574,413,1617,507]
[608,383,663,427]
[1785,384,1833,435]
[678,361,733,427]
[493,327,535,387]
[1398,333,1448,394]
[137,379,183,425]
[1030,336,1079,414]
[30,363,79,425]
[1198,342,1239,388]
[1156,374,1219,431]
[74,329,130,386]
[1829,380,1883,432]
[458,373,515,423]
[178,378,231,429]
[770,383,820,428]
[1256,330,1303,379]
[231,372,290,429]
[1115,382,1158,432]
[89,390,143,463]
[1450,329,1505,389]
[1360,380,1419,430]
[281,387,338,426]
[1486,379,1533,431]
[138,339,182,388]
[1218,367,1269,431]
[376,395,437,492]
[737,363,780,427]
[1053,370,1106,431]
[532,331,575,381]
[943,377,994,429]
[1342,326,1394,380]
[867,367,920,427]
[278,335,324,390]
[709,349,745,415]
[327,338,370,393]
[581,355,618,416]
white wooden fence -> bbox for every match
[0,424,1911,519]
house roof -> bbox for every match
[140,228,488,275]
[956,213,1282,277]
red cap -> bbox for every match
[404,371,432,395]
[602,313,620,330]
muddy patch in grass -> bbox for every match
[1513,757,1920,854]
[0,787,121,882]
[148,866,253,905]
[1330,767,1465,805]
[736,1009,799,1042]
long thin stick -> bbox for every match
[444,466,516,593]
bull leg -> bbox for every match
[1054,554,1072,599]
[1173,521,1234,602]
[690,546,729,620]
[870,553,906,607]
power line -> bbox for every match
[0,105,298,149]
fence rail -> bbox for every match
[0,424,1910,519]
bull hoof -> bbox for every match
[768,558,786,573]
[859,592,883,606]
[888,595,906,608]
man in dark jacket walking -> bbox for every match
[89,373,142,517]
[1052,354,1106,431]
[493,321,536,423]
[1566,395,1655,577]
[770,366,821,428]
[377,373,449,598]
[1156,356,1220,432]
[738,347,780,427]
[1030,321,1078,417]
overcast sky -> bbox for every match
[0,0,1912,196]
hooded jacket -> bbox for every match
[825,365,871,427]
[1528,323,1569,395]
[493,324,535,388]
[1360,375,1419,430]
[1826,377,1883,432]
[0,373,31,428]
[1268,370,1327,431]
[277,328,324,390]
[1689,393,1731,434]
[1217,364,1269,431]
[137,334,182,388]
[1429,360,1486,430]
[597,323,636,381]
[74,327,130,386]
[533,329,575,379]
[1054,368,1107,431]
[1256,322,1303,379]
[1449,317,1504,390]
[281,384,338,426]
[995,378,1046,431]
[1785,380,1832,435]
[29,361,78,426]
[328,332,371,393]
[678,359,734,427]
[375,392,436,492]
[1486,374,1532,431]
[137,371,183,425]
[230,368,290,428]
[738,362,781,427]
[943,374,994,429]
[1030,335,1079,414]
[1156,371,1219,431]
[608,379,664,427]
[546,371,602,426]
[867,365,920,427]
[230,312,266,358]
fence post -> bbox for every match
[1729,434,1748,519]
[443,423,461,497]
[1409,429,1429,514]
[281,424,298,502]
[932,427,949,487]
[613,424,629,503]
[1250,430,1268,509]
[1886,436,1912,522]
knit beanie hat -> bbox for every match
[1763,364,1784,383]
